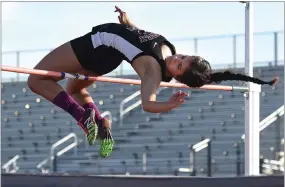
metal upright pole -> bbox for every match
[243,1,261,176]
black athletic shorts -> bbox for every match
[70,26,125,76]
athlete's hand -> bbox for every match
[167,90,189,110]
[114,6,131,25]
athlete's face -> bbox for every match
[166,54,193,81]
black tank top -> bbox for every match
[90,23,176,82]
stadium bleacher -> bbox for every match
[1,65,284,176]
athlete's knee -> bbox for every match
[28,74,59,93]
[27,74,40,93]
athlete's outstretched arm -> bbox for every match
[140,62,188,113]
[114,6,139,29]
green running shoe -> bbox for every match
[78,108,98,146]
[98,118,114,158]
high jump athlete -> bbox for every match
[27,6,278,158]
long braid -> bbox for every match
[178,56,278,88]
[210,71,278,86]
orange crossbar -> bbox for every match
[1,65,245,92]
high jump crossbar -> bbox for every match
[0,65,249,92]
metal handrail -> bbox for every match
[2,155,20,173]
[119,85,170,127]
[177,138,212,176]
[241,105,284,139]
[259,105,284,131]
[37,133,78,173]
[142,152,147,173]
[120,90,141,127]
[37,158,49,173]
[37,111,112,173]
[50,133,78,172]
[262,158,284,172]
[236,105,284,175]
[192,138,211,152]
[190,138,212,176]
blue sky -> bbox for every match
[2,2,284,80]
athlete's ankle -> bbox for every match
[101,117,111,128]
[83,102,102,121]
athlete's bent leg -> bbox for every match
[66,78,114,157]
[66,77,102,120]
[27,42,98,146]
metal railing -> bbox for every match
[176,138,212,176]
[37,158,49,174]
[2,31,283,82]
[262,158,284,174]
[236,105,284,175]
[50,133,78,172]
[119,83,173,127]
[120,90,141,127]
[142,152,147,174]
[37,133,79,173]
[2,155,20,173]
[235,142,243,176]
[241,105,284,140]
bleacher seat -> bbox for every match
[1,65,284,176]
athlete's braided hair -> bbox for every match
[179,56,278,88]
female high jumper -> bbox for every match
[27,6,278,158]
